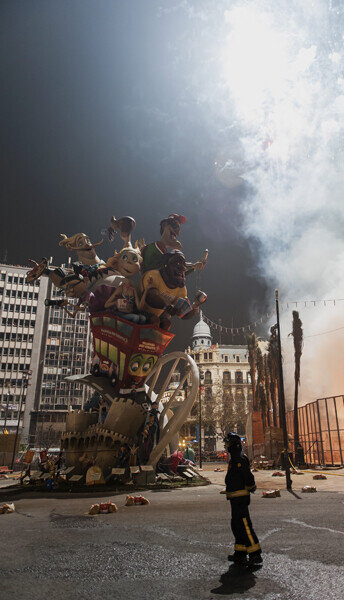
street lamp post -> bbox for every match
[275,290,292,490]
[199,369,204,469]
[10,369,32,471]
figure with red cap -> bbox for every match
[140,214,208,275]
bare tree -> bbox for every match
[289,311,304,464]
[247,334,258,411]
[268,325,280,427]
[256,346,267,428]
[263,354,271,426]
[215,386,236,439]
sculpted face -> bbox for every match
[161,220,182,249]
[59,233,103,264]
[128,353,157,380]
[164,253,186,288]
[108,248,142,278]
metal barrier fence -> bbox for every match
[286,395,344,466]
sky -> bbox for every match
[2,0,344,406]
[0,0,268,346]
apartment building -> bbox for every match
[0,264,47,437]
[0,263,92,447]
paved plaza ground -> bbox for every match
[1,465,344,600]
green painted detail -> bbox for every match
[95,338,100,353]
[117,320,133,339]
[108,344,118,365]
[140,328,160,343]
[103,316,116,329]
[92,316,102,327]
[101,340,108,358]
[119,352,126,379]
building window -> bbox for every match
[205,387,212,401]
[204,370,212,384]
[209,352,212,360]
[204,353,208,360]
[224,355,228,363]
[235,371,243,384]
[195,354,200,361]
[223,371,231,384]
[236,356,240,363]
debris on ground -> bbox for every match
[0,503,15,514]
[272,471,284,477]
[262,489,281,498]
[313,474,327,480]
[125,495,150,506]
[214,468,224,472]
[302,486,317,493]
[88,501,118,515]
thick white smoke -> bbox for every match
[220,1,344,405]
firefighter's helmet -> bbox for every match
[224,432,242,452]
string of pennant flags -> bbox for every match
[202,297,344,336]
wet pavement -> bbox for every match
[1,480,344,600]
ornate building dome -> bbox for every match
[192,311,212,350]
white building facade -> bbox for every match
[183,313,253,453]
[0,263,92,447]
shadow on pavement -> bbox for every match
[288,489,302,499]
[210,564,261,595]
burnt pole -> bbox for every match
[275,290,292,490]
[199,369,204,469]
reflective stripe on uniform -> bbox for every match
[243,517,255,546]
[247,543,261,554]
[226,489,250,499]
[234,544,247,552]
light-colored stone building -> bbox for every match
[182,313,253,453]
[0,264,47,437]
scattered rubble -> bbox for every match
[125,495,150,506]
[88,501,118,515]
[272,471,284,477]
[0,503,15,514]
[313,474,327,480]
[262,489,281,498]
[302,486,317,493]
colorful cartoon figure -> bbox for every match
[104,245,153,324]
[140,213,208,275]
[59,232,104,265]
[26,232,105,290]
[45,274,115,318]
[127,353,158,382]
[139,250,206,329]
[105,216,136,245]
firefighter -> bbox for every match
[224,432,262,566]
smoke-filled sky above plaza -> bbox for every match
[2,0,344,405]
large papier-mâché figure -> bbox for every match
[26,213,207,475]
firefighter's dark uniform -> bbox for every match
[225,452,261,558]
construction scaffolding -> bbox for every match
[286,395,344,466]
